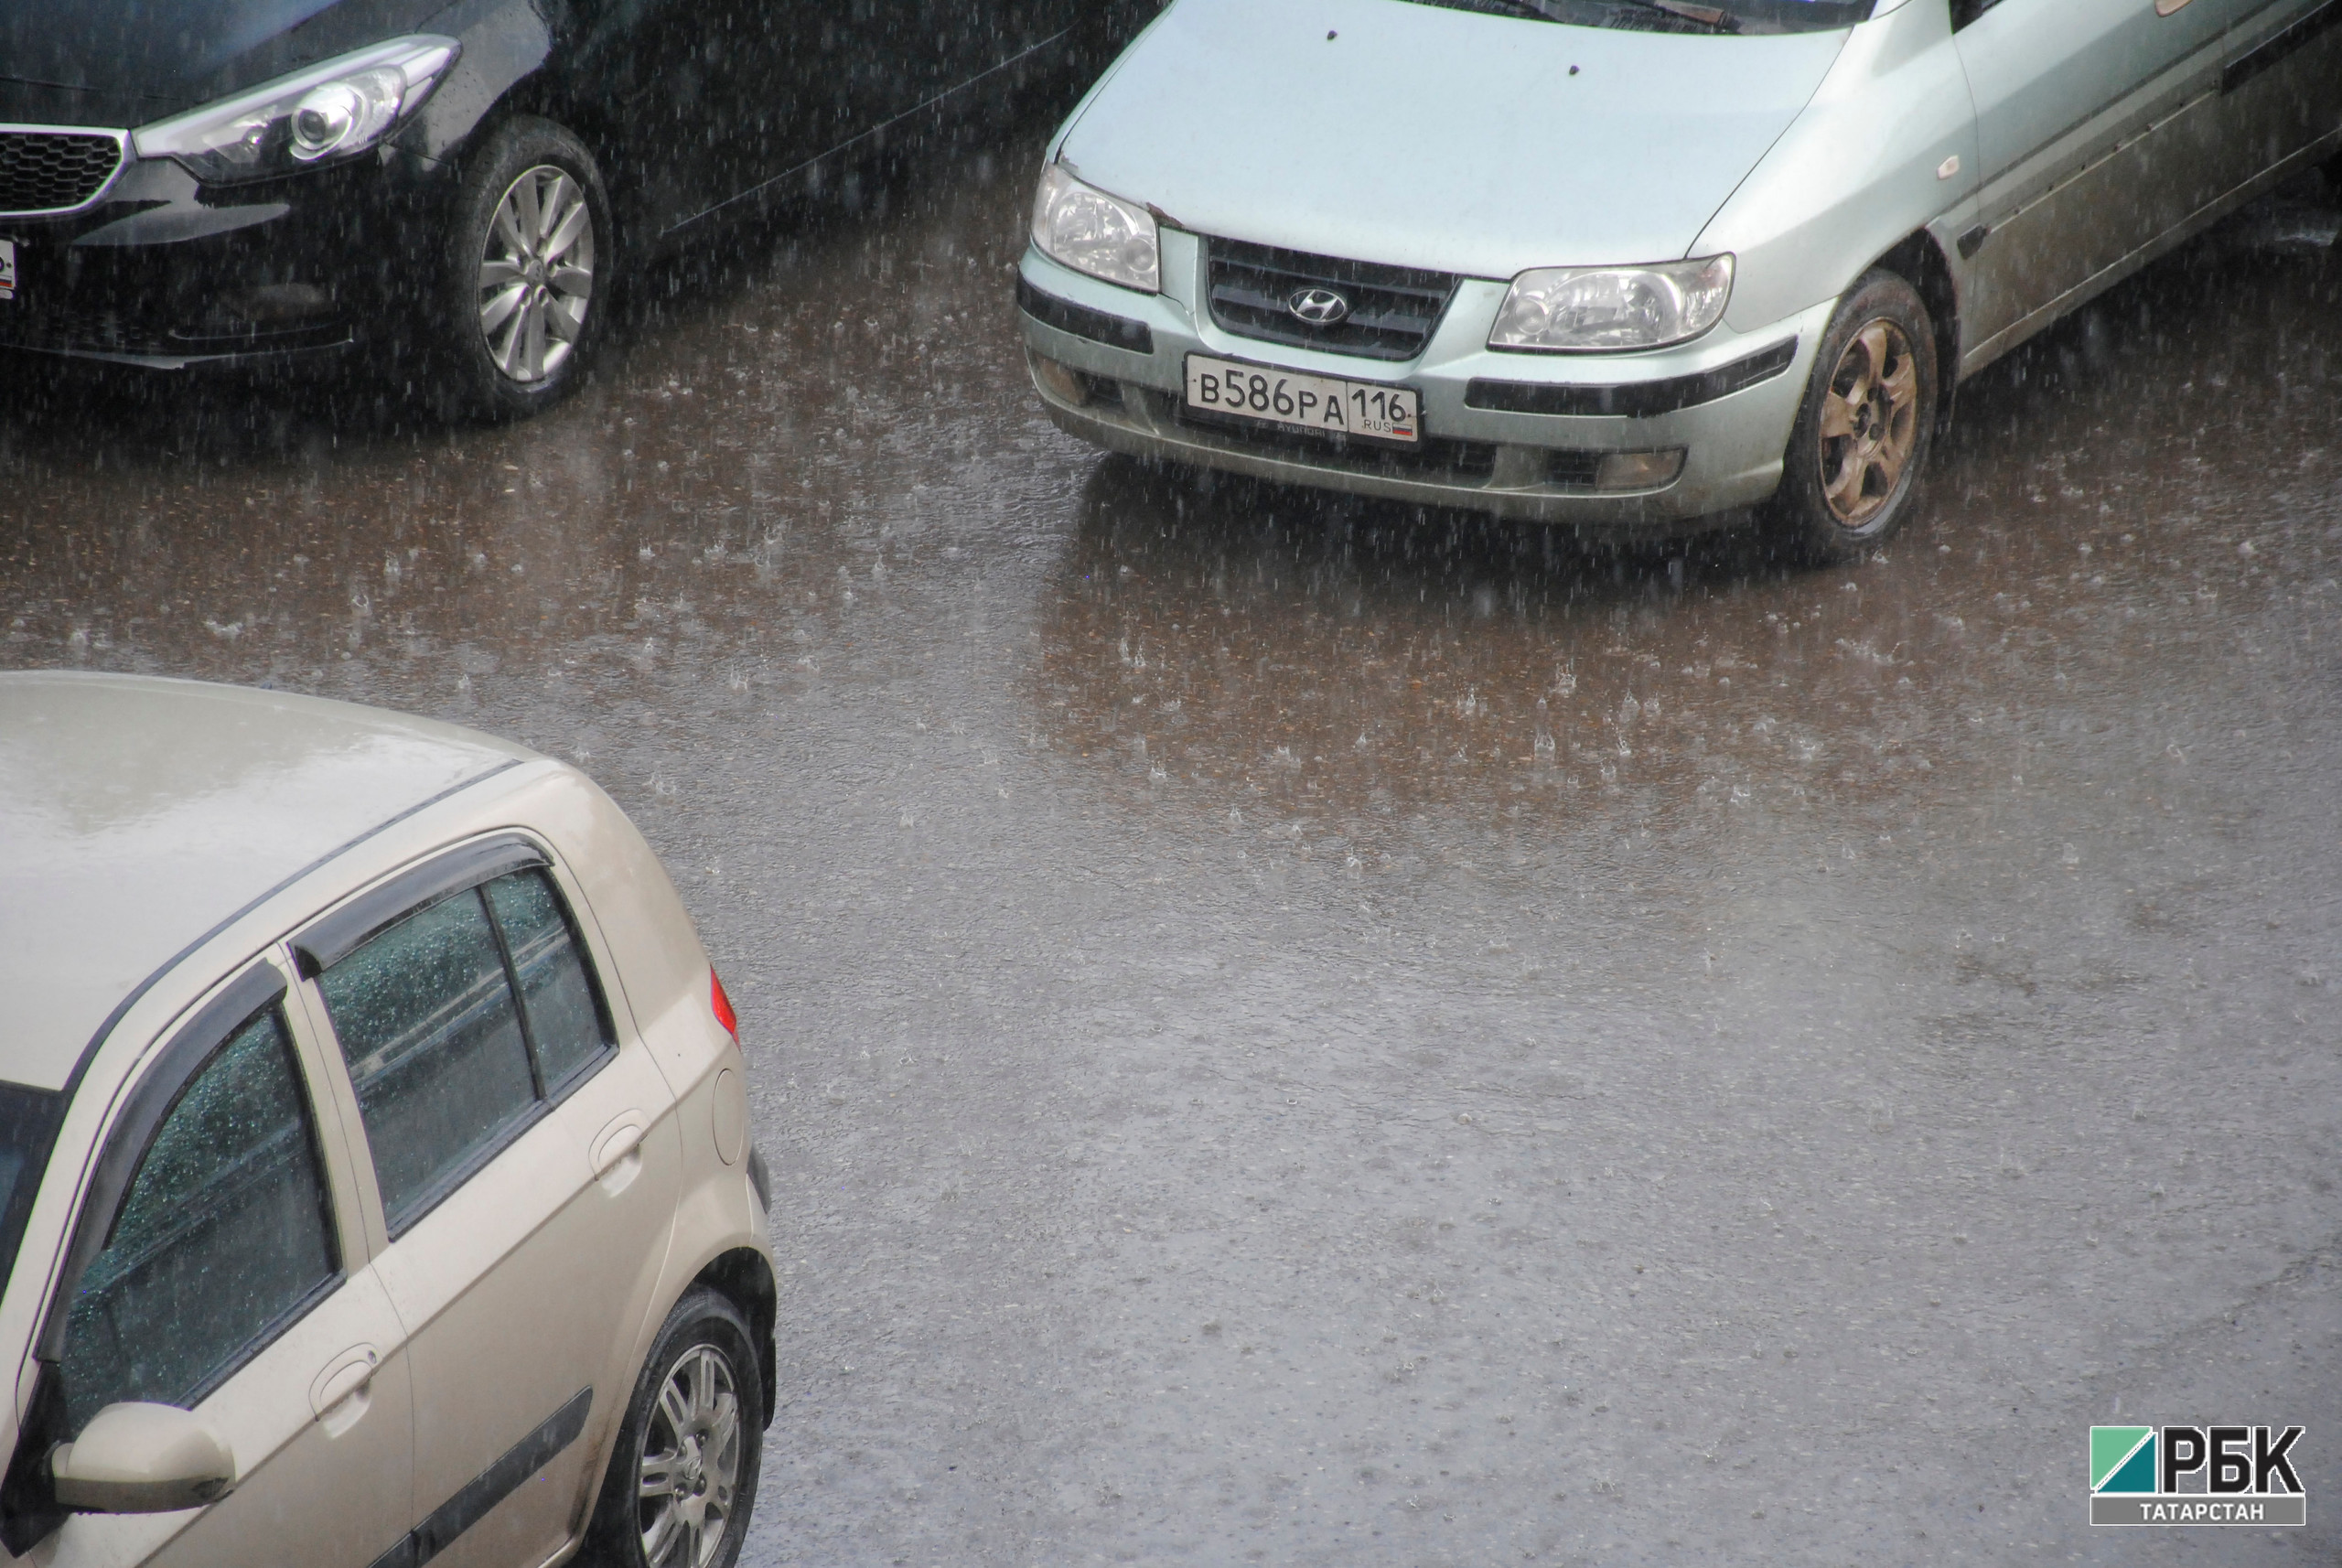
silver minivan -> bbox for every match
[0,672,771,1568]
[1018,0,2342,560]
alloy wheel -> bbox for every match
[636,1343,742,1567]
[1816,319,1919,529]
[475,164,595,385]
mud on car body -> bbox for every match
[1018,0,2342,561]
[0,0,1148,417]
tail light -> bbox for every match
[710,969,738,1042]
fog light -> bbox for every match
[1030,352,1090,407]
[1594,449,1686,491]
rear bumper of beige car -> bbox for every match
[1018,242,1835,533]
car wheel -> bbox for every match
[436,117,612,421]
[1769,268,1938,565]
[584,1288,764,1568]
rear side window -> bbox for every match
[483,870,610,1091]
[59,1006,338,1430]
[317,867,615,1236]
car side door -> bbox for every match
[1953,0,2238,361]
[295,837,681,1568]
[18,961,417,1568]
[2218,0,2342,177]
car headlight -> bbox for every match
[1030,163,1159,294]
[1488,256,1734,353]
[132,36,460,185]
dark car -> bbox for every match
[0,0,1146,416]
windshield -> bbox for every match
[1404,0,1875,35]
[0,1084,63,1318]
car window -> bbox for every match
[317,867,616,1236]
[57,1005,338,1432]
[483,868,616,1091]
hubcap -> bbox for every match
[636,1343,742,1567]
[1817,319,1919,529]
[476,164,595,386]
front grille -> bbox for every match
[0,298,348,359]
[1206,237,1457,362]
[1546,450,1604,488]
[0,300,176,356]
[0,129,124,215]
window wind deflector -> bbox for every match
[294,834,549,977]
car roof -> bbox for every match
[0,672,537,1094]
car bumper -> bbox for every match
[1017,238,1832,532]
[0,145,453,370]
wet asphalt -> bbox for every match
[5,91,2341,1568]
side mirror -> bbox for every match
[48,1403,236,1514]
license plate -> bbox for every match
[0,240,15,302]
[1185,354,1419,443]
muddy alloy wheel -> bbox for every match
[476,164,596,386]
[1817,319,1919,529]
[585,1286,763,1568]
[1769,267,1938,565]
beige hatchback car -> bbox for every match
[0,671,772,1568]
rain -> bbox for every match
[4,2,2340,1563]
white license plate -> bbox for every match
[0,240,16,302]
[1185,354,1419,444]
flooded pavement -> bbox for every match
[5,104,2341,1566]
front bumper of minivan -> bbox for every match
[1018,236,1834,533]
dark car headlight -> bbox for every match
[132,36,459,186]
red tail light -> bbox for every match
[710,970,738,1041]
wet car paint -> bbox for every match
[3,117,2340,1566]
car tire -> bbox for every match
[582,1287,765,1568]
[1768,268,1939,565]
[432,116,613,422]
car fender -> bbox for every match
[396,0,561,167]
[1693,0,1979,346]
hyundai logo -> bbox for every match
[1287,286,1350,327]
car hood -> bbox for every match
[1057,0,1851,279]
[0,0,453,128]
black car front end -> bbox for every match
[0,126,457,369]
[0,0,560,376]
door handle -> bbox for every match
[591,1113,650,1178]
[309,1346,380,1435]
[2154,0,2193,15]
